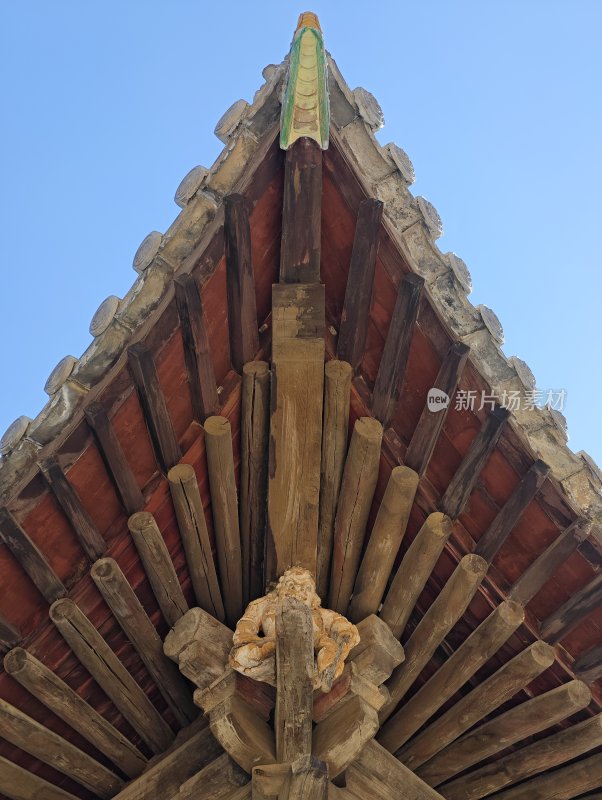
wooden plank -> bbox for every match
[0,754,81,800]
[312,694,379,779]
[280,137,322,283]
[174,273,219,421]
[349,465,419,623]
[49,597,174,754]
[379,511,452,639]
[128,511,188,628]
[372,273,424,427]
[404,342,471,476]
[39,456,106,561]
[127,341,181,472]
[475,459,551,562]
[440,713,602,800]
[350,740,444,800]
[487,752,602,800]
[275,596,314,763]
[417,679,592,787]
[328,417,383,614]
[0,505,65,603]
[378,601,524,750]
[176,753,248,800]
[267,283,325,582]
[240,361,271,602]
[439,405,510,519]
[336,198,384,371]
[509,517,591,605]
[281,756,328,800]
[0,695,123,798]
[225,193,259,371]
[574,643,602,684]
[0,614,19,652]
[168,463,225,620]
[317,360,352,600]
[541,571,602,644]
[399,641,556,770]
[349,615,405,686]
[84,402,144,514]
[164,607,232,689]
[113,719,222,800]
[91,557,196,726]
[204,415,243,627]
[4,646,147,779]
[382,554,487,717]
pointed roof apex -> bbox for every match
[280,11,329,150]
[296,11,321,31]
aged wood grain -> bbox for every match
[328,417,383,614]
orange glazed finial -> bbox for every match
[296,11,321,31]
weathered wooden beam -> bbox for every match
[240,361,271,602]
[0,506,65,603]
[113,718,222,800]
[337,198,384,371]
[328,417,383,614]
[379,511,452,639]
[509,517,591,605]
[209,692,276,774]
[174,273,219,421]
[541,571,602,644]
[0,614,19,652]
[383,554,487,717]
[404,342,471,476]
[349,740,445,800]
[317,360,352,600]
[176,753,248,800]
[487,751,602,800]
[440,712,602,800]
[475,458,550,562]
[164,606,233,690]
[267,283,325,582]
[127,341,181,472]
[168,463,225,620]
[4,646,147,779]
[0,753,81,800]
[225,193,259,371]
[350,466,419,623]
[418,679,591,787]
[281,756,328,800]
[84,402,144,514]
[40,456,106,561]
[204,415,243,627]
[312,694,379,779]
[280,137,322,283]
[312,661,388,724]
[91,557,196,726]
[127,510,188,628]
[574,643,602,684]
[439,405,510,519]
[276,597,314,763]
[49,597,174,754]
[378,601,524,749]
[0,695,122,798]
[372,273,424,427]
[349,615,405,686]
[399,641,556,770]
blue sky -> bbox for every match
[1,2,601,465]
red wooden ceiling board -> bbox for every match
[250,173,282,325]
[106,386,158,490]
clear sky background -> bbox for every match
[1,2,601,465]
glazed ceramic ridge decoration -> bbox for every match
[280,12,330,150]
[229,566,359,692]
